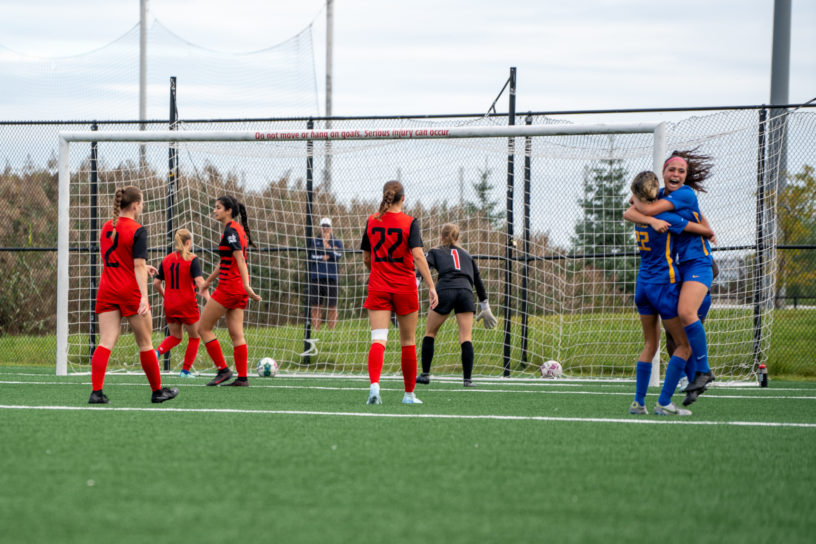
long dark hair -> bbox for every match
[375,180,404,220]
[217,195,255,247]
[664,148,713,193]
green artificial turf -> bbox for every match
[1,366,815,543]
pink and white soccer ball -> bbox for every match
[540,360,563,378]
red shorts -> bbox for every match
[95,287,144,317]
[165,313,200,325]
[211,288,249,310]
[364,289,419,315]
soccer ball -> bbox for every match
[540,360,563,379]
[256,357,278,377]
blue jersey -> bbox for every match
[634,211,688,284]
[660,186,712,266]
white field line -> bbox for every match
[1,380,815,400]
[0,404,815,429]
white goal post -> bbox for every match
[57,122,672,378]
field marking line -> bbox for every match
[1,404,815,428]
[1,380,815,400]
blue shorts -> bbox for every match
[679,261,713,289]
[635,281,680,320]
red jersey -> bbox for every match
[98,216,147,298]
[360,211,423,294]
[157,252,203,319]
[217,220,248,294]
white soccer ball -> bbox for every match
[256,357,278,377]
[540,360,563,379]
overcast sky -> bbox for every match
[1,0,814,120]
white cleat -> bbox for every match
[366,383,382,405]
[629,401,648,415]
[402,392,423,405]
[654,402,691,416]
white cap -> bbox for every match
[320,217,332,227]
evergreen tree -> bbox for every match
[571,156,636,291]
[466,165,504,229]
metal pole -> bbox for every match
[89,123,99,360]
[769,0,791,190]
[163,76,178,371]
[753,107,768,373]
[520,113,532,366]
[304,119,315,363]
[502,67,516,377]
[139,0,148,166]
[324,0,334,192]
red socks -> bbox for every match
[234,344,248,378]
[401,345,417,393]
[91,345,111,391]
[157,335,182,354]
[183,338,200,372]
[139,349,162,391]
[205,339,228,370]
[368,342,385,384]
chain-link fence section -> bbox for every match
[1,108,814,379]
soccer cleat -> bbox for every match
[463,379,476,388]
[402,392,423,405]
[415,373,430,385]
[677,376,689,392]
[366,383,382,405]
[151,387,179,404]
[178,369,197,378]
[629,401,648,415]
[685,370,715,393]
[206,367,233,386]
[682,389,700,407]
[88,390,110,404]
[224,378,249,387]
[654,402,691,416]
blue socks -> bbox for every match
[684,320,710,373]
[658,355,688,406]
[634,361,652,406]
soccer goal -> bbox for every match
[56,119,776,382]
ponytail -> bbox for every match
[111,185,142,241]
[217,194,255,247]
[375,180,404,220]
[237,202,255,247]
[174,228,194,261]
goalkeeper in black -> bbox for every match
[416,223,496,387]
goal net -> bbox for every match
[56,117,777,381]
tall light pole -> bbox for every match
[324,0,334,191]
[769,0,791,189]
[139,0,149,166]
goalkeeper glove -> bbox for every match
[475,301,497,329]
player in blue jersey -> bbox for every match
[624,171,713,415]
[415,223,497,387]
[629,150,717,407]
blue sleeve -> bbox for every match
[663,186,697,212]
[654,212,689,234]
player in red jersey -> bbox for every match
[198,195,262,387]
[153,228,210,378]
[360,180,438,405]
[89,186,178,404]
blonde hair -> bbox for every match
[111,186,142,241]
[375,180,404,220]
[630,171,660,202]
[439,223,460,247]
[174,228,195,261]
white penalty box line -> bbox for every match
[1,404,815,429]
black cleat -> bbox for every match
[151,387,179,403]
[415,373,430,385]
[463,379,476,388]
[206,367,233,386]
[685,370,715,393]
[224,377,249,387]
[682,389,700,407]
[88,390,110,404]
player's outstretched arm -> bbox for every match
[152,277,165,298]
[624,205,669,233]
[632,198,674,217]
[194,276,211,301]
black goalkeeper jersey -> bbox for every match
[425,245,487,301]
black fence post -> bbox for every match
[89,122,99,359]
[502,67,517,377]
[161,76,178,371]
[303,118,315,364]
[520,113,532,366]
[752,106,767,372]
